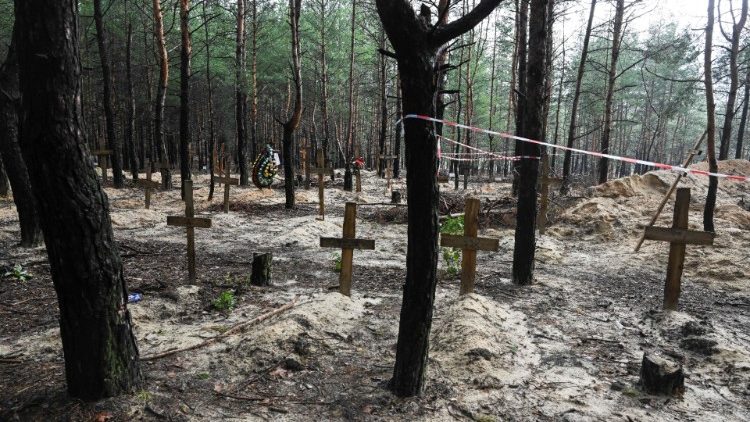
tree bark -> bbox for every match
[0,24,42,247]
[704,0,718,232]
[512,0,548,285]
[125,0,138,181]
[344,0,358,191]
[512,0,528,195]
[180,0,192,198]
[561,0,595,193]
[203,0,217,200]
[14,0,142,399]
[93,0,124,188]
[719,0,748,159]
[250,0,259,162]
[376,0,502,397]
[598,0,624,184]
[735,65,750,159]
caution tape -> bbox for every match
[403,114,749,182]
[438,134,538,162]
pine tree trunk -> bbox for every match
[561,0,595,193]
[125,0,138,180]
[282,0,303,209]
[14,0,142,399]
[598,0,623,184]
[236,0,249,186]
[250,0,259,162]
[512,0,548,285]
[512,0,528,195]
[153,0,172,189]
[93,0,124,188]
[180,0,192,198]
[0,25,42,247]
[719,0,748,160]
[704,0,718,232]
[735,67,750,159]
[203,0,217,200]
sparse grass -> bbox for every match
[442,247,461,277]
[332,253,342,273]
[3,264,31,282]
[196,372,210,380]
[135,390,152,403]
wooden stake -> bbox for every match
[313,148,333,219]
[319,202,375,296]
[537,154,562,235]
[92,149,112,184]
[440,198,499,295]
[634,131,707,252]
[643,188,715,310]
[355,170,362,193]
[167,180,212,283]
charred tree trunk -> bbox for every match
[14,0,142,399]
[250,0,259,161]
[704,0,718,232]
[203,0,217,200]
[561,0,595,193]
[598,0,623,184]
[376,0,502,397]
[93,0,124,188]
[512,0,528,195]
[153,0,172,189]
[236,0,249,186]
[736,66,750,159]
[344,0,358,191]
[317,0,332,178]
[179,0,192,198]
[512,0,548,285]
[0,25,42,247]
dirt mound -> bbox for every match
[430,294,539,390]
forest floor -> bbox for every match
[1,161,749,421]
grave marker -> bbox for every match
[312,148,333,219]
[319,202,375,296]
[137,164,160,209]
[92,149,112,184]
[643,188,715,310]
[167,180,212,283]
[441,198,499,295]
[215,163,239,213]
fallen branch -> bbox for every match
[142,298,299,361]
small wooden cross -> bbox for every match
[167,179,212,283]
[312,148,333,220]
[214,163,239,213]
[379,154,397,193]
[320,202,375,296]
[538,154,562,234]
[441,198,499,295]
[643,188,714,310]
[92,149,112,184]
[137,164,160,209]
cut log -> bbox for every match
[251,253,272,286]
[391,190,402,204]
[639,352,685,396]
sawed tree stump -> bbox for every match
[251,253,272,286]
[639,352,685,395]
[391,190,402,204]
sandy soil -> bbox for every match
[1,162,749,421]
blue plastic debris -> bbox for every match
[128,293,142,304]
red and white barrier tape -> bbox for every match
[438,134,538,162]
[403,114,749,182]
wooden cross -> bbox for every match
[643,188,715,310]
[214,163,239,213]
[441,198,499,295]
[167,179,212,283]
[634,131,706,252]
[92,149,112,184]
[538,154,562,234]
[312,148,333,220]
[136,164,160,209]
[319,202,375,296]
[379,154,397,193]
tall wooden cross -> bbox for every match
[215,163,239,213]
[167,180,212,283]
[92,149,112,184]
[643,188,715,310]
[320,202,375,296]
[312,148,333,220]
[441,198,499,295]
[137,164,160,209]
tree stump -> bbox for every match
[391,190,402,204]
[251,253,272,286]
[639,353,685,395]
